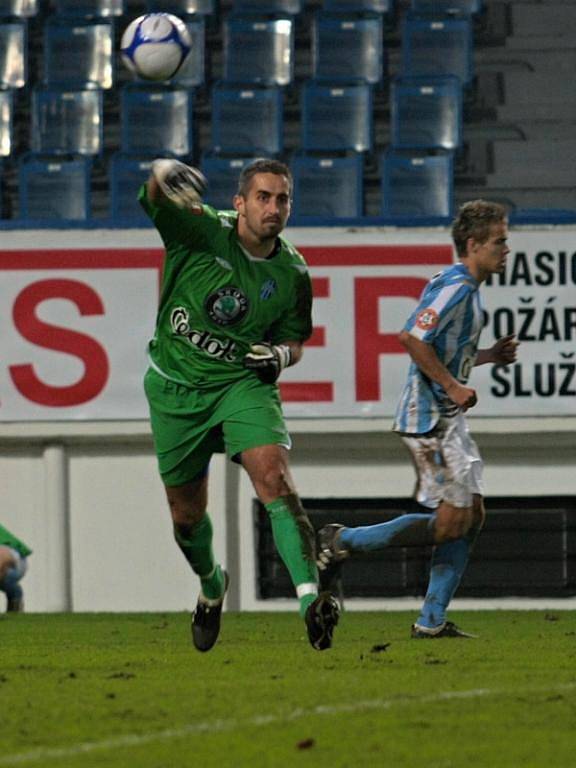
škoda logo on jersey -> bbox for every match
[205,286,249,326]
[170,307,238,362]
[416,307,439,331]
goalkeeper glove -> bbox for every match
[151,159,207,209]
[243,343,292,384]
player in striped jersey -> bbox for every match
[318,200,519,637]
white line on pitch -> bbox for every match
[1,682,575,766]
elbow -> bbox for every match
[398,329,411,350]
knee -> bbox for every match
[257,463,292,500]
[166,495,205,528]
[433,504,473,543]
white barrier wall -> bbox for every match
[1,226,575,612]
[1,417,575,613]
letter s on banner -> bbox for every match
[10,279,110,407]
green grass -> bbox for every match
[0,611,575,768]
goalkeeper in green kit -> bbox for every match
[140,157,339,652]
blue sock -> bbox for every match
[340,514,435,552]
[416,538,470,629]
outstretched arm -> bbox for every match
[475,334,519,366]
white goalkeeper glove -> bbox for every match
[243,343,292,384]
[151,159,207,209]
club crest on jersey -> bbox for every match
[416,308,439,330]
[260,278,277,300]
[205,286,249,326]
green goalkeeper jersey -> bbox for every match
[0,524,32,557]
[139,186,313,388]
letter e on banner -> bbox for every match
[10,279,110,407]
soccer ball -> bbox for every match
[120,13,192,82]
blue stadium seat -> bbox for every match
[0,20,26,89]
[0,88,14,157]
[43,18,114,89]
[146,0,216,14]
[323,0,393,13]
[301,81,373,152]
[18,154,91,221]
[53,0,125,16]
[200,154,253,209]
[109,153,154,224]
[0,0,37,15]
[231,0,302,14]
[32,87,103,156]
[381,149,454,223]
[292,153,363,220]
[211,83,283,155]
[120,85,194,157]
[172,16,205,88]
[313,12,384,85]
[401,15,473,85]
[411,0,482,15]
[224,15,294,86]
[391,75,462,150]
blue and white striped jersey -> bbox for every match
[393,262,484,435]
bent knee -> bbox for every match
[433,504,473,543]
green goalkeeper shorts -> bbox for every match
[144,367,291,486]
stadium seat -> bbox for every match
[323,0,393,13]
[200,154,252,209]
[18,154,91,221]
[381,150,454,223]
[301,81,373,152]
[210,83,283,155]
[0,20,26,89]
[31,86,103,156]
[391,75,462,150]
[109,153,154,224]
[172,16,205,88]
[411,0,482,15]
[0,88,14,157]
[0,0,37,14]
[312,12,384,85]
[146,0,216,14]
[292,154,363,220]
[231,0,302,13]
[43,17,114,89]
[53,0,125,16]
[120,84,194,157]
[401,15,473,85]
[223,15,294,86]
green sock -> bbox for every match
[173,515,224,600]
[265,495,318,618]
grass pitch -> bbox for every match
[0,611,575,768]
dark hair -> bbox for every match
[451,199,508,257]
[236,158,293,197]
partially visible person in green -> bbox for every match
[139,157,339,653]
[0,523,32,612]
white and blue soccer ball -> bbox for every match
[120,13,192,81]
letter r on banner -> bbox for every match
[355,277,427,401]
